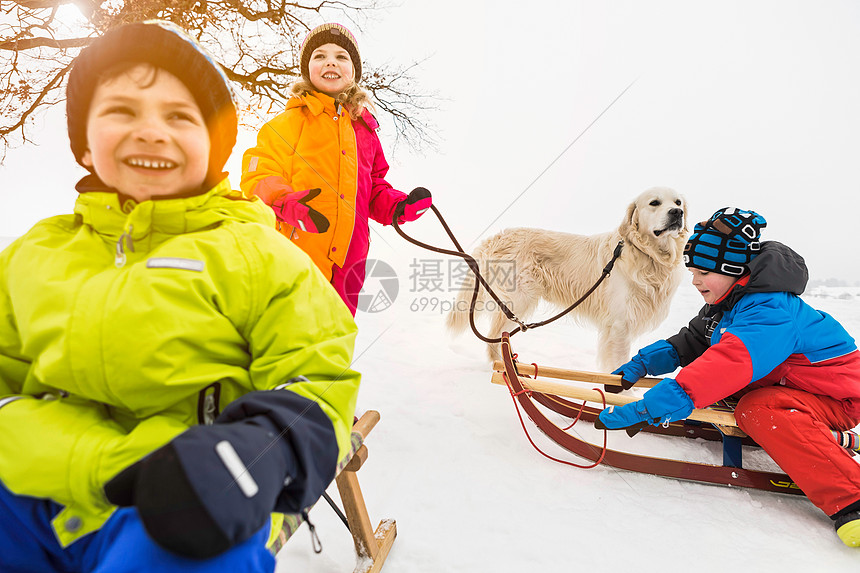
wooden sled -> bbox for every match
[271,410,397,573]
[490,361,746,438]
[491,334,806,496]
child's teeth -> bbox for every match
[128,158,175,169]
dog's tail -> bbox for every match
[445,252,488,335]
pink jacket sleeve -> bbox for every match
[366,131,407,226]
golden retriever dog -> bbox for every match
[446,187,689,370]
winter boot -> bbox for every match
[834,511,860,547]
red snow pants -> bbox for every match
[736,386,860,516]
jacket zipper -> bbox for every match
[197,382,222,425]
[115,225,135,268]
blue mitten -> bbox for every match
[595,378,694,431]
[610,356,647,391]
[610,340,680,390]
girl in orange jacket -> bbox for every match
[241,23,431,315]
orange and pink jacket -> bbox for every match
[241,91,406,282]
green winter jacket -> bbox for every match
[0,178,360,546]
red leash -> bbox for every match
[503,359,608,469]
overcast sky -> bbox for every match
[2,0,859,282]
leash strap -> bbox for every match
[393,206,624,343]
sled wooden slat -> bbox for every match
[335,410,397,573]
[491,360,661,388]
[274,410,396,573]
[495,334,798,495]
[490,371,739,428]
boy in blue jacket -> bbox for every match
[598,207,860,547]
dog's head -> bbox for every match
[620,187,689,259]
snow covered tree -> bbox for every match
[0,0,436,158]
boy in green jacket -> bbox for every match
[0,21,360,572]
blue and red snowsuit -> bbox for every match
[665,242,860,517]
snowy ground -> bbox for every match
[1,2,858,570]
[2,244,857,572]
[275,243,860,573]
[3,231,859,572]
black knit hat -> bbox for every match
[66,21,237,189]
[684,207,767,276]
[299,23,361,83]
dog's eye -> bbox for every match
[675,200,682,206]
[649,200,660,207]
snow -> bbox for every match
[2,1,859,568]
[274,241,860,572]
[4,229,856,572]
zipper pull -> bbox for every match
[115,225,135,268]
[115,236,126,268]
[301,509,323,554]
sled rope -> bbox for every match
[502,337,608,469]
[321,491,350,531]
[521,360,583,430]
[393,207,624,343]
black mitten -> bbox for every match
[105,390,338,559]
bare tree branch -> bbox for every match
[0,0,437,157]
[0,36,91,49]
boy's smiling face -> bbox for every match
[308,43,354,97]
[81,65,210,201]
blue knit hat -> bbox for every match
[684,207,767,276]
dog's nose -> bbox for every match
[669,208,683,217]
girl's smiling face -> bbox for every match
[308,43,354,97]
[689,267,738,304]
[81,64,210,201]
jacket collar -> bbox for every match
[287,91,378,129]
[74,176,273,246]
[288,91,337,116]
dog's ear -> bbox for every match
[678,194,690,235]
[620,200,638,236]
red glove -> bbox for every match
[393,187,432,224]
[252,176,330,233]
[272,188,330,233]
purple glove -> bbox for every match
[272,188,330,233]
[393,187,432,224]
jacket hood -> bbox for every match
[718,241,808,310]
[74,175,275,247]
[745,241,808,295]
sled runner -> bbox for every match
[272,410,397,573]
[491,333,808,496]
